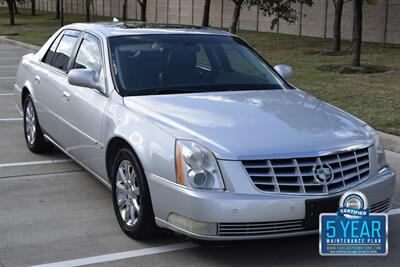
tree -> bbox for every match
[85,0,91,22]
[122,0,128,21]
[230,0,244,34]
[352,0,362,66]
[332,0,344,52]
[60,0,64,26]
[55,0,60,19]
[137,0,147,22]
[14,0,18,14]
[229,0,314,34]
[31,0,35,16]
[250,0,314,30]
[332,0,352,53]
[350,0,379,67]
[3,0,16,25]
[202,0,211,27]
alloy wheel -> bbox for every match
[25,100,36,146]
[115,160,141,226]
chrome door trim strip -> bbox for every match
[43,133,111,190]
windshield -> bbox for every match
[108,34,287,96]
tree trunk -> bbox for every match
[139,0,147,22]
[60,0,64,26]
[92,0,95,21]
[123,0,128,21]
[5,0,15,25]
[14,0,18,14]
[230,0,243,34]
[55,0,60,19]
[333,0,344,52]
[202,0,211,27]
[31,0,36,16]
[352,0,362,67]
[86,0,91,22]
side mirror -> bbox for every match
[68,69,104,92]
[274,64,293,80]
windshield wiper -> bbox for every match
[153,87,202,95]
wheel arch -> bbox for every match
[105,136,144,182]
[20,79,36,108]
[21,86,31,107]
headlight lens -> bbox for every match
[175,140,225,190]
[364,125,386,170]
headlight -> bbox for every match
[364,125,386,170]
[175,140,225,190]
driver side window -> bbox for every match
[72,34,103,81]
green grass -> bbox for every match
[239,31,400,136]
[0,7,112,46]
[1,7,399,135]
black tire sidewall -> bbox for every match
[111,148,156,237]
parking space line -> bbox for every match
[16,104,22,115]
[0,51,29,53]
[30,242,198,267]
[0,159,72,168]
[0,93,14,96]
[0,169,84,180]
[389,208,400,216]
[0,118,22,121]
[0,77,16,79]
[0,58,20,60]
[0,66,18,67]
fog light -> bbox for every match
[167,213,217,236]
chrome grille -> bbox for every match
[242,147,370,195]
[371,198,391,213]
[218,220,305,237]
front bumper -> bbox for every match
[148,166,395,240]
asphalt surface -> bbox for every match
[0,42,399,267]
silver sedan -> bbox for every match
[14,22,395,240]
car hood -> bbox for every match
[124,89,371,160]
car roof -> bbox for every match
[65,22,234,38]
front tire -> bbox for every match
[111,147,158,239]
[23,96,53,153]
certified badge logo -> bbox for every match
[338,191,369,219]
[319,191,388,256]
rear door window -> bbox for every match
[42,32,63,65]
[52,31,80,72]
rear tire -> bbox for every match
[23,96,53,153]
[111,147,158,239]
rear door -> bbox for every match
[59,33,108,174]
[34,30,81,143]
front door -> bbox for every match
[59,33,108,174]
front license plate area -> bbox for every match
[304,196,341,229]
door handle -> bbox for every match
[62,91,71,102]
[34,75,40,84]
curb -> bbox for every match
[0,36,40,51]
[1,36,400,153]
[379,131,400,153]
